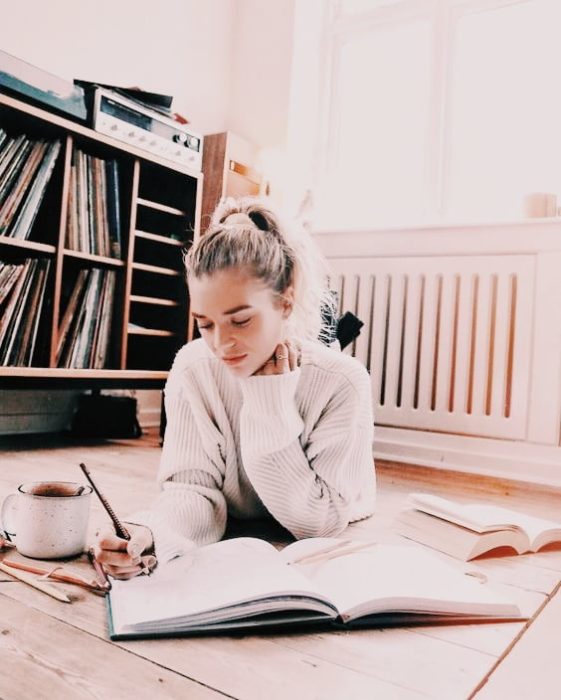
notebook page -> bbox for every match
[293,544,520,619]
[110,537,330,631]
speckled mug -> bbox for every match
[1,481,92,559]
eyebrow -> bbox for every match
[191,305,252,319]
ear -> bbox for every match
[280,286,294,319]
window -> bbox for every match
[289,0,561,229]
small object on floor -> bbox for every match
[0,561,72,603]
[2,558,109,593]
[0,535,16,550]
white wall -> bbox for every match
[228,0,295,147]
[0,0,236,134]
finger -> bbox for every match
[274,342,289,373]
[126,527,152,558]
[104,563,142,575]
[285,340,298,372]
[141,554,158,572]
[106,565,144,580]
[265,359,278,375]
[255,357,276,376]
[95,547,140,567]
[96,530,129,552]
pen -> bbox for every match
[79,462,151,576]
[289,540,377,566]
[0,561,71,603]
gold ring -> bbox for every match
[276,354,288,361]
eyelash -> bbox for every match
[197,319,251,331]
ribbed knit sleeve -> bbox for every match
[128,381,229,563]
[238,362,375,540]
[238,369,304,457]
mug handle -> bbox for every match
[0,493,17,541]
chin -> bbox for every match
[225,364,252,377]
[221,355,258,377]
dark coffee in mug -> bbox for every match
[26,482,83,498]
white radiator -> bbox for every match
[329,255,534,440]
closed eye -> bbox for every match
[232,318,251,327]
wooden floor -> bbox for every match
[1,430,561,699]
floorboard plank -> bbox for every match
[473,583,561,699]
[0,593,229,700]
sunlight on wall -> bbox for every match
[445,0,561,220]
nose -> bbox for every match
[213,326,236,354]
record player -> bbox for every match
[0,50,87,121]
[83,85,203,171]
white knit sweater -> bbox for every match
[130,338,376,562]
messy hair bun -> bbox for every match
[185,196,334,344]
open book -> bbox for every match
[107,536,522,639]
[395,493,561,561]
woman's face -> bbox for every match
[189,267,292,377]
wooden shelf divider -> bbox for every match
[131,262,182,277]
[127,327,177,337]
[130,295,180,307]
[135,230,185,247]
[0,236,56,254]
[63,249,126,267]
[136,197,187,217]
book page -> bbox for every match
[408,493,561,537]
[110,537,335,633]
[288,544,520,621]
[395,509,527,560]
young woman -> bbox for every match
[95,197,376,578]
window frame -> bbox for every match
[290,0,537,229]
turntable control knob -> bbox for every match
[173,133,188,144]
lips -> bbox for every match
[222,354,247,366]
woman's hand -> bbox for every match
[93,523,156,580]
[254,340,301,376]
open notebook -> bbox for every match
[107,537,523,640]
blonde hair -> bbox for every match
[185,197,334,343]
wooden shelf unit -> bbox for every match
[0,93,202,387]
[201,131,264,233]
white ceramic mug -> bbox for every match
[523,192,557,218]
[1,481,92,559]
